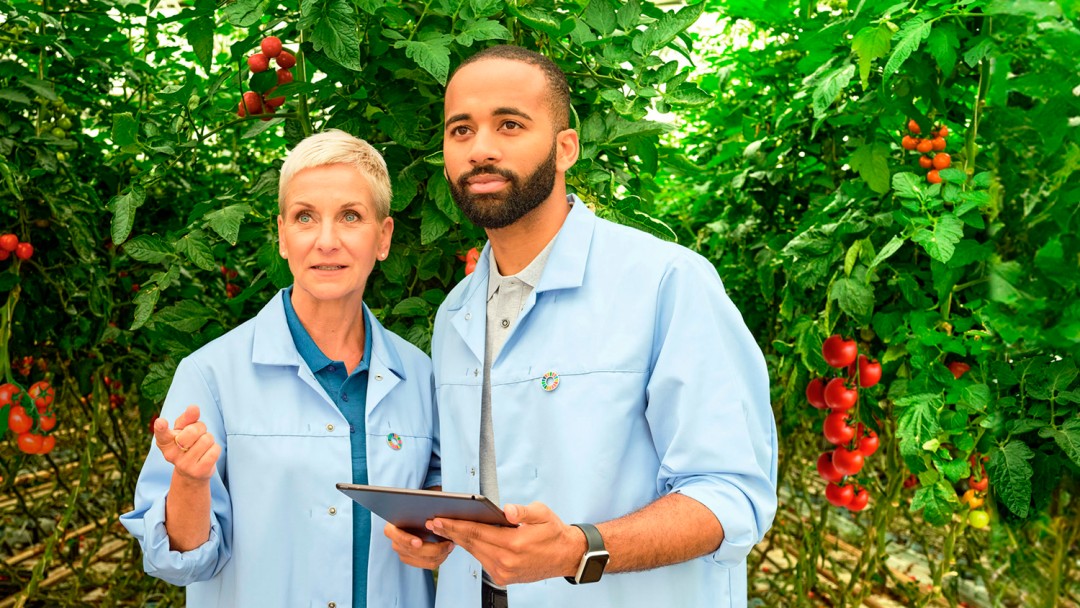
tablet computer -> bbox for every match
[336,483,515,542]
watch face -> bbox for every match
[581,552,610,583]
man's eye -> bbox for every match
[451,125,471,136]
[501,121,522,130]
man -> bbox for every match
[386,45,777,607]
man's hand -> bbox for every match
[384,524,455,570]
[427,501,586,586]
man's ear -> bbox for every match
[556,128,580,173]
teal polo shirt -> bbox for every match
[283,288,371,608]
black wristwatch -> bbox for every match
[565,523,609,585]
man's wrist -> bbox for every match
[562,523,589,577]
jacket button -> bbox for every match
[375,374,383,381]
[326,424,334,432]
[328,603,336,608]
[328,507,337,515]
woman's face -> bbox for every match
[278,163,393,307]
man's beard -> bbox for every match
[448,143,557,229]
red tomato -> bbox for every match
[14,242,32,260]
[260,36,283,58]
[466,247,480,264]
[805,378,828,409]
[17,432,44,454]
[846,487,870,512]
[40,434,56,454]
[824,377,858,410]
[936,124,949,137]
[832,447,865,476]
[918,155,933,169]
[464,260,477,276]
[28,381,54,411]
[931,136,946,151]
[825,482,854,507]
[903,474,919,489]
[969,475,989,492]
[932,152,951,170]
[823,411,855,446]
[0,249,8,260]
[858,430,879,456]
[0,383,23,408]
[907,119,921,135]
[816,452,844,483]
[822,335,858,368]
[948,361,971,379]
[276,51,296,69]
[8,405,32,434]
[39,412,56,431]
[901,136,918,151]
[927,169,942,184]
[855,355,881,388]
[916,139,933,154]
[0,233,17,251]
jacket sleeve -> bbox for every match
[644,252,778,568]
[119,356,234,586]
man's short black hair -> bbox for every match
[451,45,572,132]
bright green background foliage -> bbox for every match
[0,0,1076,605]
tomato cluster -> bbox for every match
[0,233,34,262]
[900,119,952,183]
[807,334,882,512]
[2,379,58,455]
[961,453,991,529]
[221,265,241,299]
[239,36,296,121]
[458,247,481,276]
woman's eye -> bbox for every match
[344,211,359,222]
[297,212,312,223]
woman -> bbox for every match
[121,130,442,607]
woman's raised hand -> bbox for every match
[153,405,221,481]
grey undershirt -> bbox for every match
[479,238,556,508]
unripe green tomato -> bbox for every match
[968,510,990,529]
[57,117,73,130]
[51,127,65,138]
[56,151,67,162]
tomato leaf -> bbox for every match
[910,480,956,526]
[851,24,892,88]
[868,235,905,275]
[395,36,453,85]
[988,440,1034,518]
[911,214,964,263]
[205,204,252,246]
[849,142,891,194]
[223,0,266,26]
[153,300,216,333]
[124,234,174,263]
[131,286,161,331]
[958,383,991,412]
[583,0,618,36]
[109,186,147,246]
[884,17,931,83]
[926,23,960,77]
[892,172,923,199]
[183,15,215,73]
[1040,418,1080,468]
[812,63,856,118]
[938,168,966,184]
[112,112,138,147]
[631,2,704,55]
[895,393,943,460]
[983,0,1063,19]
[391,297,431,318]
[174,229,217,272]
[420,198,451,245]
[305,0,363,71]
[830,277,874,321]
[142,360,179,402]
[455,19,512,47]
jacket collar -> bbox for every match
[251,289,406,382]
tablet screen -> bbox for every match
[336,483,514,542]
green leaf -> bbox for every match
[632,2,705,55]
[391,297,431,317]
[18,77,57,101]
[0,272,20,292]
[396,36,453,85]
[954,190,990,217]
[249,70,278,95]
[112,112,138,147]
[911,214,964,263]
[153,300,217,333]
[142,360,179,402]
[0,89,31,104]
[959,384,991,412]
[174,230,217,272]
[988,441,1034,518]
[938,168,966,184]
[420,199,451,245]
[123,234,173,263]
[185,15,215,73]
[306,0,363,71]
[506,5,568,37]
[851,24,892,88]
[1042,418,1080,468]
[224,0,266,26]
[109,187,147,246]
[131,286,161,331]
[849,142,890,193]
[910,480,956,526]
[831,277,875,320]
[884,17,932,83]
[972,171,993,188]
[456,19,512,47]
[984,0,1063,18]
[895,393,942,460]
[666,83,713,106]
[868,235,905,274]
[892,172,922,199]
[428,177,466,225]
[926,24,960,77]
[616,0,641,31]
[812,63,855,118]
[584,0,618,35]
[204,204,252,245]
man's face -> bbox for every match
[443,59,562,229]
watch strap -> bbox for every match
[572,523,605,553]
[565,523,608,584]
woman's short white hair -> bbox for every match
[278,129,392,218]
